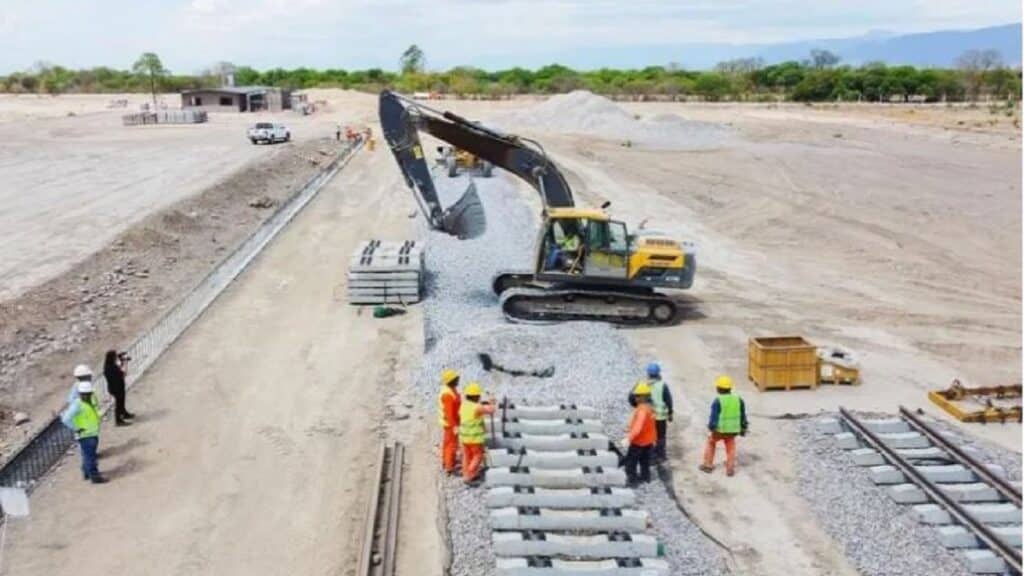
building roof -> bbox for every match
[180,86,280,95]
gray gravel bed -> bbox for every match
[924,416,1022,482]
[791,418,972,576]
[414,172,729,576]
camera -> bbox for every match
[117,352,132,363]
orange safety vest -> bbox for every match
[629,404,657,447]
[437,386,458,428]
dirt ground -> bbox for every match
[0,89,381,458]
[1,91,1019,576]
[0,143,436,576]
[0,92,376,300]
[492,99,1021,576]
[0,138,351,456]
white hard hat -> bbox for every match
[73,364,93,379]
[76,380,95,394]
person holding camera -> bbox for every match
[104,350,135,426]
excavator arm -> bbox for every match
[379,90,574,238]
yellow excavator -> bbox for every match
[379,90,696,325]
[436,146,494,178]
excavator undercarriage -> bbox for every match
[378,90,696,326]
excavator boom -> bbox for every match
[378,90,573,238]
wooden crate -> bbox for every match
[748,336,818,391]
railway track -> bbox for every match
[482,399,669,575]
[832,407,1022,575]
[358,442,405,576]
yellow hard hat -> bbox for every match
[715,375,734,391]
[633,381,652,396]
[441,369,460,386]
[464,382,483,396]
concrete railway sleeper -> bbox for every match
[481,400,669,576]
[828,408,1021,575]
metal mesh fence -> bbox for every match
[0,139,363,489]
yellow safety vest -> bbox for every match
[438,386,457,428]
[458,401,486,445]
[72,399,100,440]
[717,393,742,434]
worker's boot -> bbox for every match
[91,475,109,484]
[699,464,713,474]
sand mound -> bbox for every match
[497,90,732,150]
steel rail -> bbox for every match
[358,442,404,576]
[839,407,1021,575]
[900,406,1021,508]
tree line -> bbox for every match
[1,47,1020,103]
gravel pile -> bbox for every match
[790,418,970,576]
[414,172,729,576]
[495,90,733,150]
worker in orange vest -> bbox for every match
[458,382,496,486]
[437,369,462,475]
[621,382,657,485]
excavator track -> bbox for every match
[499,286,677,325]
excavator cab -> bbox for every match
[537,209,629,281]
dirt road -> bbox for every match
[1,145,437,575]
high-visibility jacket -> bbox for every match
[716,393,742,434]
[437,386,460,429]
[70,398,100,440]
[649,379,669,421]
[627,404,657,447]
[559,234,580,251]
[458,401,487,445]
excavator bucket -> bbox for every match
[441,181,487,239]
[379,91,486,239]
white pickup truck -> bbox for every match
[247,122,290,145]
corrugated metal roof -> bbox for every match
[180,86,280,95]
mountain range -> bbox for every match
[502,23,1022,70]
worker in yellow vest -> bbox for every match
[458,382,495,485]
[60,374,107,484]
[437,369,462,475]
[700,375,748,477]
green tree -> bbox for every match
[956,49,1001,101]
[809,49,841,70]
[694,73,732,101]
[132,52,167,108]
[400,45,426,74]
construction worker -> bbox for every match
[700,375,748,477]
[67,363,97,405]
[621,382,657,485]
[61,375,107,484]
[458,382,495,486]
[630,362,674,461]
[437,369,461,475]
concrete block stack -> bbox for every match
[485,401,669,576]
[347,240,423,304]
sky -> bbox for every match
[0,0,1020,73]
